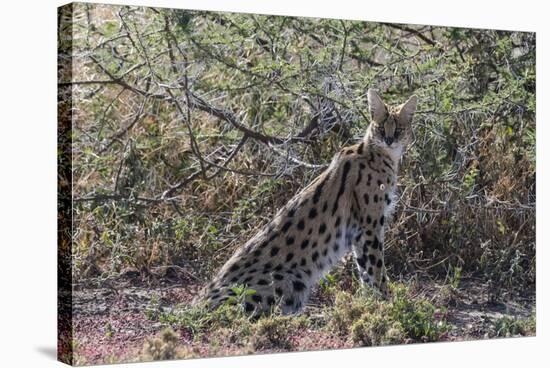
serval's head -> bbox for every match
[365,89,417,161]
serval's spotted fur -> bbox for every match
[196,89,417,314]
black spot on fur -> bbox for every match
[312,251,319,261]
[324,233,332,244]
[258,279,269,285]
[297,219,305,230]
[377,259,383,268]
[275,287,283,296]
[311,241,318,248]
[332,201,339,214]
[319,223,327,234]
[301,239,309,249]
[356,171,363,185]
[252,294,262,303]
[286,253,294,262]
[293,280,306,292]
[274,274,284,281]
[282,221,292,233]
[332,161,352,215]
[374,194,378,203]
[335,216,341,227]
[300,258,307,266]
[274,264,283,271]
[267,296,275,305]
[357,142,364,155]
[369,254,377,264]
[229,264,239,272]
[368,267,373,275]
[245,302,255,312]
[271,247,280,256]
[263,262,272,270]
[309,207,318,219]
[253,249,262,257]
[366,215,372,224]
[357,255,367,268]
[286,237,295,245]
[364,194,369,205]
[380,216,385,226]
[313,177,328,204]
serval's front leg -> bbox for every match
[350,224,389,299]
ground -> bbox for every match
[70,273,535,365]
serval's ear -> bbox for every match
[398,95,418,125]
[367,89,387,123]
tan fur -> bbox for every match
[196,90,417,314]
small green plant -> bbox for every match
[327,290,373,336]
[141,328,198,361]
[448,266,462,289]
[462,165,479,194]
[145,294,161,321]
[326,283,448,344]
[158,286,256,338]
[251,315,308,350]
[226,284,257,305]
[104,322,113,338]
[494,315,536,337]
[390,284,449,341]
[351,314,405,346]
